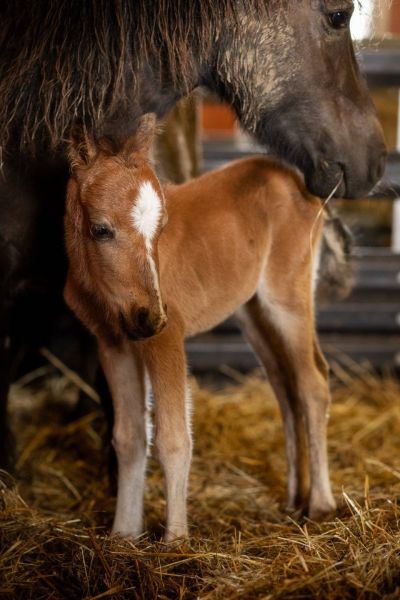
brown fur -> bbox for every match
[64,128,339,540]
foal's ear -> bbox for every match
[123,113,157,158]
[68,125,98,170]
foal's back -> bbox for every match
[158,157,322,337]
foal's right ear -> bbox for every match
[122,113,157,159]
[68,125,98,170]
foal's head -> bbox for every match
[64,115,168,343]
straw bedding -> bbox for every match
[1,364,400,599]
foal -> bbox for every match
[65,119,338,541]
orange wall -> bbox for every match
[390,2,400,34]
[202,102,236,138]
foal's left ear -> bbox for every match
[68,125,98,170]
[123,113,157,159]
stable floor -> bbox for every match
[1,366,400,599]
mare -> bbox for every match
[0,158,108,472]
[64,118,352,540]
[0,0,386,198]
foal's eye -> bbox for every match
[328,10,351,29]
[90,223,115,241]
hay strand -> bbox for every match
[1,368,400,598]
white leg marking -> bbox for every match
[99,345,147,538]
[156,383,193,542]
[144,369,154,455]
[166,382,193,541]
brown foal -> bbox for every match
[64,116,339,541]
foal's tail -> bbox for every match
[316,208,354,304]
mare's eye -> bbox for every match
[90,223,115,241]
[328,10,351,29]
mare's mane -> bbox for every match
[0,1,269,150]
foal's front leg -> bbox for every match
[144,323,192,542]
[98,341,147,537]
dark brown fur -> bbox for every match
[0,1,264,149]
[0,1,386,198]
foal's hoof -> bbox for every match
[308,496,337,521]
[164,528,189,546]
[284,504,306,520]
[111,524,144,540]
[162,536,190,553]
[285,493,310,519]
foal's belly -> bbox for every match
[167,258,262,338]
[160,207,268,338]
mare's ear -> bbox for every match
[68,125,98,170]
[123,113,157,158]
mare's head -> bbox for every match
[210,0,386,198]
[0,1,385,199]
[64,115,168,344]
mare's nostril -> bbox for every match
[370,147,387,184]
[376,150,387,181]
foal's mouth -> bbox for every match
[119,311,167,341]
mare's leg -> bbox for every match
[237,288,336,520]
[98,341,147,537]
[0,334,16,473]
[143,322,192,541]
[73,326,102,417]
[95,366,116,477]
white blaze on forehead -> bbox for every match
[131,181,162,243]
[130,179,166,321]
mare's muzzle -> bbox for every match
[255,101,387,199]
[306,143,387,200]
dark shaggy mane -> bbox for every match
[0,0,267,152]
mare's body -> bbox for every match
[0,160,105,472]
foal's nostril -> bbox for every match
[136,307,150,328]
[134,307,157,338]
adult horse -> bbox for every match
[0,0,386,198]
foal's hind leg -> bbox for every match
[236,303,310,512]
[98,341,147,537]
[237,290,336,520]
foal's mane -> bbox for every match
[0,1,267,151]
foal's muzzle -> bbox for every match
[119,307,167,341]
